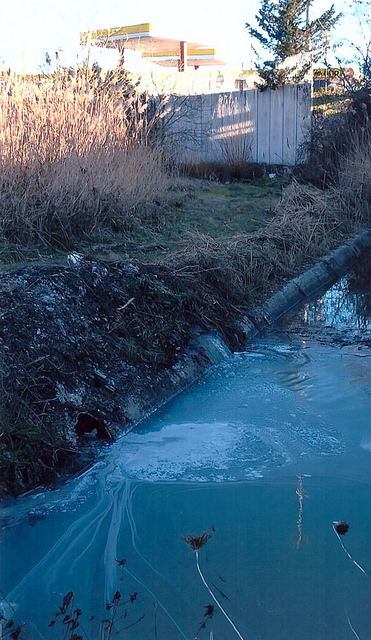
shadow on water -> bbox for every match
[1,257,371,640]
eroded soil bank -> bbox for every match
[1,230,370,498]
[0,256,238,496]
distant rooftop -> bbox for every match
[80,22,225,70]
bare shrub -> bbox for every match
[336,130,371,219]
[296,110,351,186]
[297,97,371,190]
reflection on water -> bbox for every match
[0,263,371,640]
[301,279,370,330]
[289,261,371,333]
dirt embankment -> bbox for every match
[0,256,244,496]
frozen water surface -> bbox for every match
[1,269,371,640]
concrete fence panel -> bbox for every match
[152,83,311,166]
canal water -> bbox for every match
[1,262,370,640]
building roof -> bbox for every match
[80,22,225,68]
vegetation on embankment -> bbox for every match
[0,72,370,497]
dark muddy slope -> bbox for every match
[0,257,236,495]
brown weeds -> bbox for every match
[0,70,168,249]
[184,532,212,551]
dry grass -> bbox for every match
[163,179,368,298]
[0,68,149,162]
[0,70,169,250]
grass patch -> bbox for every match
[119,179,284,261]
[0,176,284,268]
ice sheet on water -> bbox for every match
[1,340,353,521]
[114,417,344,482]
[0,461,103,524]
[106,342,347,482]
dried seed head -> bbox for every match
[334,520,350,535]
[184,532,211,551]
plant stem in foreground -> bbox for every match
[332,521,370,576]
[195,551,246,640]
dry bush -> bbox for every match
[0,70,169,248]
[296,111,351,186]
[336,129,371,218]
[0,68,149,163]
[297,95,371,189]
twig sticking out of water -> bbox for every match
[332,521,370,577]
[100,559,144,639]
[0,589,25,640]
[296,476,304,548]
[48,591,84,640]
[345,610,362,640]
[295,474,310,548]
[184,532,246,640]
[195,552,245,640]
[153,602,158,640]
[192,604,215,640]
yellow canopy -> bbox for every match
[80,23,225,68]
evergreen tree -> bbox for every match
[246,0,341,89]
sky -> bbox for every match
[0,0,367,74]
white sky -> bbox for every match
[0,0,367,73]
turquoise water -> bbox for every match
[1,272,371,640]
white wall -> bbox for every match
[153,83,312,166]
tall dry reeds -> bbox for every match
[0,69,169,249]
